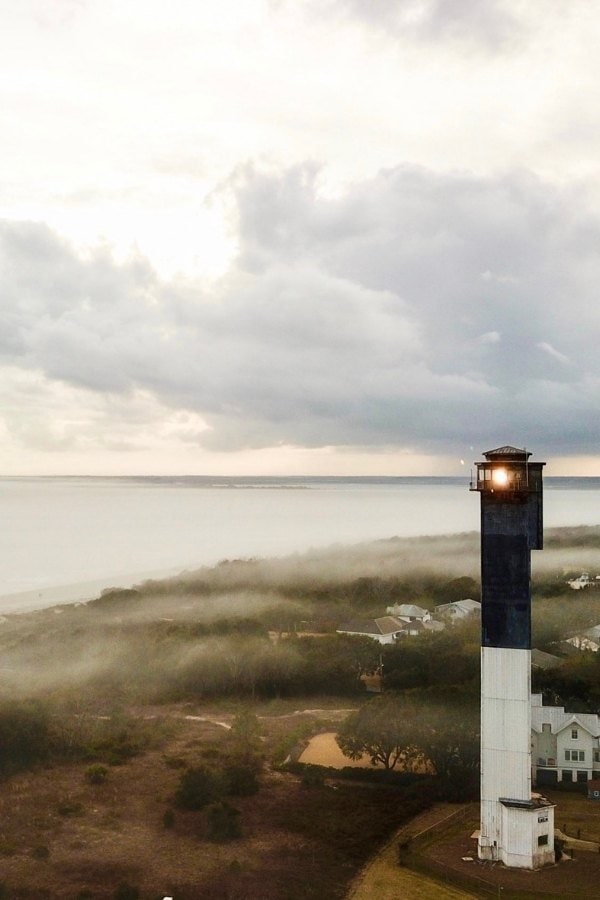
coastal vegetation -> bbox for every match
[1,526,600,895]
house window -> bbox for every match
[594,750,600,763]
[572,728,579,740]
[542,723,551,733]
[565,750,571,761]
[567,749,585,762]
[538,834,548,846]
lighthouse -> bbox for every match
[471,446,555,868]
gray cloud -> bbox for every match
[307,0,523,50]
[2,161,600,457]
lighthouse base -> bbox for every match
[478,798,555,869]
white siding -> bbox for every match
[500,804,555,868]
[531,694,600,781]
[480,647,532,859]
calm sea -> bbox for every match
[1,476,599,613]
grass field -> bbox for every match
[0,700,426,899]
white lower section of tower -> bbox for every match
[479,647,555,868]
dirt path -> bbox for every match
[346,804,475,900]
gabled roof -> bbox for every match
[454,598,480,611]
[531,694,600,737]
[388,604,429,618]
[337,616,406,637]
[374,616,408,634]
[531,648,562,670]
[337,619,380,636]
[436,598,480,613]
[555,715,598,737]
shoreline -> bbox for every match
[0,566,186,616]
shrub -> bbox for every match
[206,801,241,842]
[224,763,260,797]
[86,764,108,784]
[174,767,220,810]
[87,731,142,765]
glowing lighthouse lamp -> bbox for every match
[471,446,555,869]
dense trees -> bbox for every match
[534,651,600,712]
[336,697,421,770]
[381,621,480,693]
[336,696,479,799]
[415,703,479,799]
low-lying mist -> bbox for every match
[1,525,600,707]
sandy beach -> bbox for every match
[0,566,185,616]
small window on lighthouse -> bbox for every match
[538,834,548,846]
[542,723,551,733]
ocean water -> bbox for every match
[1,476,599,613]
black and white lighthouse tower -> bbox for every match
[471,446,555,868]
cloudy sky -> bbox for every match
[2,0,600,475]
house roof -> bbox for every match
[436,598,480,614]
[555,716,598,737]
[531,694,600,736]
[337,619,380,636]
[531,649,562,670]
[388,604,429,618]
[374,616,407,634]
[337,616,406,637]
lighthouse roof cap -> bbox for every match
[482,445,531,460]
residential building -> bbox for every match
[434,598,480,620]
[385,603,430,622]
[531,693,600,785]
[336,616,407,645]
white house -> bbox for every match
[385,603,431,622]
[336,614,445,644]
[434,598,481,620]
[531,693,600,786]
[336,616,407,645]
